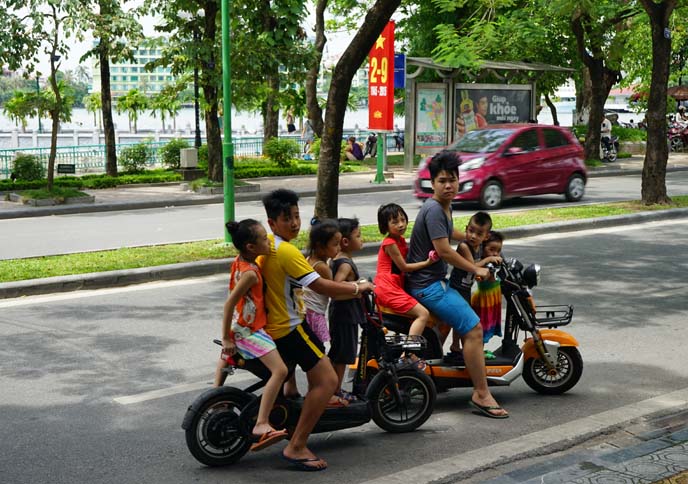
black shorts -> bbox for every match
[274,323,326,372]
[328,322,359,364]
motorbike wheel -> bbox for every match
[523,346,583,395]
[366,369,436,433]
[183,387,253,466]
[670,136,684,152]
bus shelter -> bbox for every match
[403,58,574,170]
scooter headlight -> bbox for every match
[523,264,540,288]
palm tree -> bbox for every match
[3,91,37,133]
[83,92,102,130]
[115,88,148,133]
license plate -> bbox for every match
[420,180,432,188]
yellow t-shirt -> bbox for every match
[257,234,320,339]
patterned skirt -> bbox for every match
[471,280,502,344]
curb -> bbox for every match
[2,208,687,299]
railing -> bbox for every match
[0,131,404,179]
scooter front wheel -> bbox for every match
[182,387,253,466]
[523,346,583,395]
[366,369,436,433]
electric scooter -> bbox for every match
[182,294,436,467]
[371,258,583,395]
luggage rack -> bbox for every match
[382,334,427,361]
[533,305,573,328]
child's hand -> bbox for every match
[489,256,502,265]
[222,337,236,355]
[428,250,440,262]
[475,266,490,281]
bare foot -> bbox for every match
[252,423,278,437]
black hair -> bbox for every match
[469,211,493,230]
[485,230,504,245]
[377,203,408,235]
[225,218,262,253]
[428,151,460,181]
[262,189,299,220]
[337,217,360,240]
[308,219,340,256]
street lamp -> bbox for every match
[221,0,235,243]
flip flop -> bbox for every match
[327,395,350,408]
[249,429,288,452]
[469,399,509,419]
[281,451,328,471]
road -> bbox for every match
[1,171,688,260]
[1,219,687,484]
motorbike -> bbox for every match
[667,121,688,152]
[373,258,583,396]
[601,135,619,162]
[182,295,436,467]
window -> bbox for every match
[543,129,570,148]
[508,130,540,152]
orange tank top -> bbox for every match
[230,257,267,332]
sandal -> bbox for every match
[327,395,350,408]
[484,350,496,360]
[336,389,359,403]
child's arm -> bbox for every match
[331,261,358,301]
[311,260,333,280]
[434,238,490,279]
[476,255,502,267]
[220,270,259,353]
[384,243,433,273]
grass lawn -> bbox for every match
[2,196,687,284]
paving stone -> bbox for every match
[598,439,676,464]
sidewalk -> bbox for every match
[2,153,688,220]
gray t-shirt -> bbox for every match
[406,198,452,291]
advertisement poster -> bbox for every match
[368,21,395,131]
[454,85,532,140]
[415,87,447,147]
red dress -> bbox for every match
[374,236,419,314]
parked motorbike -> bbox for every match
[182,295,436,467]
[667,121,688,152]
[601,135,619,162]
[373,258,583,396]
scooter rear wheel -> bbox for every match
[183,387,253,466]
[523,346,583,395]
[366,369,436,433]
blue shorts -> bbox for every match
[409,280,480,336]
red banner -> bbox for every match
[368,21,395,131]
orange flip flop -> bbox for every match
[250,429,288,452]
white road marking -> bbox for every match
[0,274,227,308]
[113,373,255,405]
[362,386,688,484]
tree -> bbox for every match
[639,0,678,205]
[83,91,102,129]
[70,0,144,177]
[3,91,36,132]
[150,81,186,132]
[315,0,402,218]
[115,88,148,133]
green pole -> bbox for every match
[36,77,42,133]
[373,133,386,183]
[221,0,235,243]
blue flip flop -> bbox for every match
[281,451,328,471]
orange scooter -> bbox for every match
[367,258,583,395]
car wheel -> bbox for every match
[564,174,585,202]
[479,181,503,209]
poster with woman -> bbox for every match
[454,84,532,140]
[415,86,447,147]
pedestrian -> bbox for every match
[302,118,315,157]
[286,110,296,133]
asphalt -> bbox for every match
[3,155,688,482]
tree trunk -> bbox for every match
[574,67,592,125]
[305,0,328,137]
[263,72,280,148]
[100,46,117,177]
[544,93,559,126]
[202,1,222,182]
[314,0,402,219]
[640,0,675,204]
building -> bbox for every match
[90,47,175,98]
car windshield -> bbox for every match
[450,129,514,153]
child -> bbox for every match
[303,219,341,343]
[374,203,437,368]
[328,217,367,403]
[446,212,502,361]
[214,219,289,452]
[258,189,374,470]
[471,231,504,359]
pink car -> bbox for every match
[414,124,587,209]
